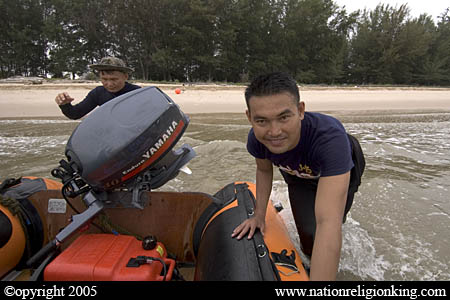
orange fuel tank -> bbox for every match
[44,234,175,281]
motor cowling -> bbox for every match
[65,86,195,192]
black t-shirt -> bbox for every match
[60,82,141,119]
[247,112,354,180]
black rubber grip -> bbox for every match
[26,239,58,267]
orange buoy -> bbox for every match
[0,177,63,278]
[0,204,26,278]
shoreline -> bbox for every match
[2,81,450,91]
[1,82,449,118]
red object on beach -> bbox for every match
[175,88,181,94]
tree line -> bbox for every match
[1,0,449,85]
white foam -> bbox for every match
[0,119,79,124]
[0,136,68,156]
[340,216,391,280]
[271,181,391,280]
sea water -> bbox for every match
[1,111,449,281]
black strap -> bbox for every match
[1,177,47,199]
[235,183,278,281]
[0,177,22,193]
[192,183,237,257]
[347,134,366,188]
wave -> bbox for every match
[0,119,79,124]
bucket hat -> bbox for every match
[89,57,134,73]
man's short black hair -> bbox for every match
[245,72,300,110]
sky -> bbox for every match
[334,0,449,21]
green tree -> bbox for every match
[414,9,450,85]
[1,0,447,85]
[45,0,114,78]
[395,14,435,84]
[283,0,356,84]
[349,4,413,84]
[0,0,48,78]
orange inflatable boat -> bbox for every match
[193,181,309,281]
[1,179,308,281]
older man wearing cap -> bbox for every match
[55,57,141,120]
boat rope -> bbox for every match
[96,213,143,241]
[62,189,143,240]
[0,195,32,259]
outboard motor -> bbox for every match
[27,86,195,268]
[66,86,193,192]
[63,86,195,208]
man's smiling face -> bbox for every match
[247,92,305,154]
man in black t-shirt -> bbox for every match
[55,57,141,120]
[232,72,365,280]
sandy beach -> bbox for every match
[1,82,450,118]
